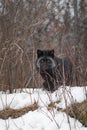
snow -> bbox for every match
[0,86,87,130]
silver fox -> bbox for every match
[36,49,73,92]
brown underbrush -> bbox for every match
[64,100,87,127]
[0,103,38,119]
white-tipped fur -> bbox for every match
[36,57,56,68]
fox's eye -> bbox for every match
[47,59,51,63]
[40,59,44,63]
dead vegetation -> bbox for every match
[0,103,38,119]
[47,102,56,110]
[0,0,87,92]
[47,100,87,127]
[47,100,61,111]
[0,93,86,127]
[64,100,87,127]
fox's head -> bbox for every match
[36,49,56,71]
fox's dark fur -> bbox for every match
[36,49,73,92]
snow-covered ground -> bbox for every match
[0,86,87,130]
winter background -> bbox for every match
[0,0,87,130]
[0,86,87,130]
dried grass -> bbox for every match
[47,100,87,127]
[64,100,87,127]
[47,100,61,110]
[0,103,38,119]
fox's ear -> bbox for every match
[50,49,54,57]
[37,49,43,58]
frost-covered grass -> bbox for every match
[0,86,87,130]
